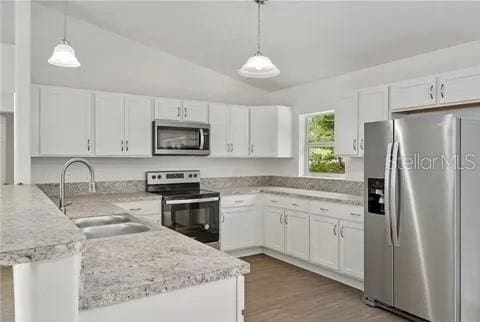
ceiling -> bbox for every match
[29,1,480,91]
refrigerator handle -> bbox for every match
[384,142,393,247]
[391,142,400,247]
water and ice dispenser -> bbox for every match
[367,178,385,215]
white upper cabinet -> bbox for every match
[182,100,209,123]
[335,93,358,157]
[40,87,93,156]
[339,220,364,280]
[310,215,339,270]
[357,86,389,156]
[437,66,480,106]
[124,95,152,156]
[249,106,293,158]
[154,98,208,123]
[94,93,125,156]
[154,98,182,121]
[209,103,229,157]
[228,105,249,157]
[284,210,310,261]
[95,94,152,157]
[389,76,436,112]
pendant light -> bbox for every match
[238,0,279,78]
[48,0,81,68]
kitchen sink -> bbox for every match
[79,222,150,239]
[72,214,151,239]
[71,214,131,228]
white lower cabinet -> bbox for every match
[221,206,262,251]
[284,210,309,261]
[263,207,285,253]
[339,220,364,280]
[309,215,339,270]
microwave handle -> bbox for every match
[199,128,205,150]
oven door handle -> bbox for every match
[165,197,219,205]
[199,128,205,150]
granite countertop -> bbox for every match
[47,192,249,311]
[214,186,363,206]
[0,185,86,265]
[49,192,163,219]
[80,228,249,310]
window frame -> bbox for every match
[304,111,345,178]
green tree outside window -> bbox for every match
[306,113,345,174]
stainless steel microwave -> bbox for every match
[153,120,210,155]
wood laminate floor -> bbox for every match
[242,254,406,322]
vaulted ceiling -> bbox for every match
[21,1,480,91]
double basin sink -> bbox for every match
[72,214,150,239]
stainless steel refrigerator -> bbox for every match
[364,113,480,322]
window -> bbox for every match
[305,112,345,176]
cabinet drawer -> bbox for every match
[265,194,308,212]
[310,200,363,222]
[221,194,257,208]
[114,200,162,215]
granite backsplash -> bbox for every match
[38,176,363,198]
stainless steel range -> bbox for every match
[146,170,220,248]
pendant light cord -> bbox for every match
[257,0,261,54]
[63,0,68,41]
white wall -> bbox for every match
[29,4,289,184]
[269,40,480,181]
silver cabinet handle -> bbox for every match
[126,140,129,152]
[280,213,283,224]
[360,138,364,151]
[319,207,328,212]
[270,200,278,203]
[234,200,244,203]
[333,224,337,236]
[184,106,187,119]
[177,106,181,119]
[353,138,357,152]
[285,214,288,225]
[221,215,225,223]
[340,226,344,238]
[231,143,234,153]
[129,208,142,211]
[121,140,124,152]
[429,84,434,100]
[250,143,254,154]
[350,212,361,217]
[440,83,445,99]
[87,139,91,151]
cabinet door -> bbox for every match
[220,206,261,251]
[154,98,181,120]
[334,93,358,157]
[284,210,310,261]
[125,96,152,156]
[94,93,125,156]
[228,106,249,157]
[264,207,285,253]
[40,87,93,155]
[209,103,229,157]
[438,67,480,105]
[310,215,339,270]
[250,106,277,157]
[339,220,364,280]
[182,100,209,123]
[357,86,389,156]
[389,76,436,111]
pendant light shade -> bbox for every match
[48,0,81,68]
[48,40,81,68]
[238,52,279,78]
[238,0,279,78]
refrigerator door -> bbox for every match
[364,120,394,306]
[393,114,458,321]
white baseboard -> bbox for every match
[226,247,364,291]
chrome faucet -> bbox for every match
[59,158,96,214]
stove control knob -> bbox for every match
[152,175,157,179]
[204,224,210,230]
[193,174,198,178]
[188,174,193,178]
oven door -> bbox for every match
[154,120,210,155]
[162,197,219,245]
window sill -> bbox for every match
[301,174,346,180]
